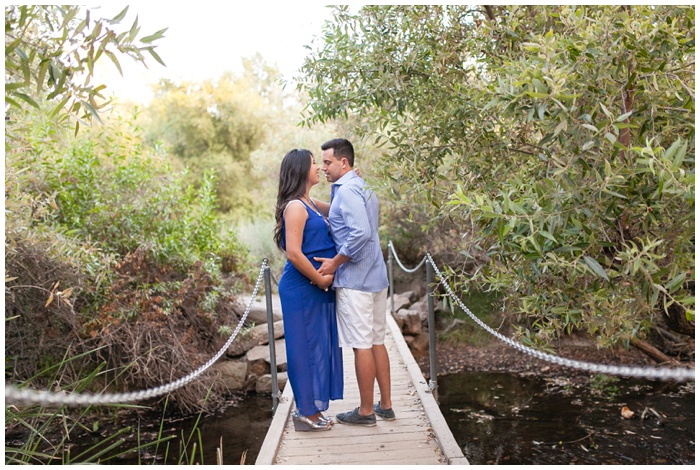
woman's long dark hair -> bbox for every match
[274,149,312,250]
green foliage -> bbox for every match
[140,71,267,220]
[21,111,249,271]
[5,5,165,134]
[299,5,695,347]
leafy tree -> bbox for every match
[5,5,165,133]
[299,5,695,348]
[140,68,268,219]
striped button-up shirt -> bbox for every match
[328,171,389,292]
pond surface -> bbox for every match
[128,370,693,465]
[438,372,695,465]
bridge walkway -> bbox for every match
[256,312,468,465]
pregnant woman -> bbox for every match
[273,148,344,431]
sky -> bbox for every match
[92,2,338,103]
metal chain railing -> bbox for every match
[387,242,695,383]
[5,259,270,406]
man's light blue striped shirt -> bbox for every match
[328,171,389,292]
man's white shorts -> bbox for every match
[335,287,388,349]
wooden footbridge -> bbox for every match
[255,311,468,465]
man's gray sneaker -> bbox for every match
[374,403,396,421]
[335,407,377,427]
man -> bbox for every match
[314,138,395,427]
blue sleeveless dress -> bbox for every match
[278,200,344,416]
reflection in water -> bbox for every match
[438,372,695,465]
[173,394,274,465]
[109,395,275,465]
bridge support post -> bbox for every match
[387,242,395,314]
[263,259,280,414]
[426,260,438,402]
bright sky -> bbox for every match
[92,2,337,103]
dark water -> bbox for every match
[94,395,274,465]
[100,373,694,465]
[438,372,695,465]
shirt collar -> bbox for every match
[332,170,358,188]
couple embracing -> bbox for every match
[273,138,394,431]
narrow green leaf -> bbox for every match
[146,47,166,66]
[664,273,686,293]
[5,37,22,56]
[583,255,609,280]
[4,82,24,91]
[140,27,168,44]
[46,96,70,118]
[36,60,50,94]
[128,16,140,43]
[616,110,633,122]
[540,230,557,243]
[664,138,682,160]
[60,7,79,30]
[110,6,129,24]
[81,100,103,124]
[11,92,40,109]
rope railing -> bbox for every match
[6,242,694,409]
[4,260,270,407]
[387,241,695,383]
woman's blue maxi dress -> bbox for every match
[278,200,343,416]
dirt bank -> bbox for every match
[413,332,691,383]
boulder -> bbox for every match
[409,296,430,327]
[234,293,283,325]
[408,332,431,356]
[392,312,405,331]
[389,291,418,313]
[211,360,248,391]
[227,321,285,357]
[246,339,287,373]
[255,372,288,394]
[395,308,423,336]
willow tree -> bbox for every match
[299,5,694,350]
[5,5,165,133]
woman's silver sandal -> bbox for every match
[292,410,332,431]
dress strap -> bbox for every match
[283,199,306,217]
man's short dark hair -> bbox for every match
[321,138,354,167]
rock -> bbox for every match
[247,357,270,378]
[409,332,431,356]
[395,308,423,336]
[389,291,418,313]
[211,360,248,391]
[392,313,405,331]
[255,372,288,394]
[234,293,283,325]
[246,339,287,372]
[409,295,430,327]
[227,321,285,357]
